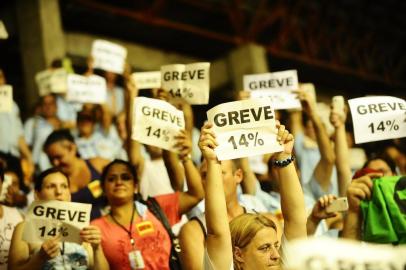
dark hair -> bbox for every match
[363,154,397,175]
[43,129,76,151]
[0,152,29,193]
[101,159,139,186]
[35,167,70,192]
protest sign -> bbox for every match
[284,237,406,270]
[243,70,300,110]
[132,97,185,152]
[0,85,12,112]
[207,98,283,160]
[0,20,8,39]
[36,68,68,96]
[66,74,107,104]
[348,96,406,144]
[91,39,127,74]
[22,200,91,243]
[131,71,161,89]
[161,62,210,105]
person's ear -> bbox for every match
[68,142,77,155]
[234,168,243,185]
[234,246,245,264]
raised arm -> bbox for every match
[297,89,336,192]
[239,157,257,195]
[341,173,380,240]
[199,122,233,270]
[125,75,145,178]
[80,225,109,270]
[175,129,205,215]
[330,107,352,196]
[273,122,307,240]
[8,222,61,270]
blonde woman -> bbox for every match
[199,121,306,270]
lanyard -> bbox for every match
[110,205,136,246]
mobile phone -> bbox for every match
[332,95,345,117]
[326,197,349,213]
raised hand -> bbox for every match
[274,120,294,159]
[174,130,192,162]
[311,194,338,220]
[80,225,103,250]
[40,235,61,259]
[198,122,218,162]
[347,172,382,212]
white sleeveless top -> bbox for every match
[0,206,23,270]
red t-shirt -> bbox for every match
[91,192,180,270]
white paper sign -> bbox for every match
[0,20,8,39]
[132,97,185,152]
[348,96,406,144]
[0,85,12,112]
[284,237,406,270]
[66,74,107,104]
[22,200,91,243]
[243,70,300,110]
[161,62,210,105]
[207,98,283,160]
[91,39,127,74]
[131,71,161,89]
[36,68,68,96]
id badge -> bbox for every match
[129,250,145,269]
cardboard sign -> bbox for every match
[132,97,185,152]
[348,96,406,144]
[22,200,91,243]
[207,98,283,160]
[161,62,210,105]
[91,39,127,74]
[243,70,300,110]
[0,20,8,39]
[36,68,68,96]
[131,71,161,89]
[0,85,12,112]
[284,237,406,270]
[66,74,107,104]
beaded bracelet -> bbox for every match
[272,155,295,167]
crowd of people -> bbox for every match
[0,52,405,270]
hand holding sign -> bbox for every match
[40,235,62,259]
[174,130,193,161]
[348,96,406,144]
[80,225,102,250]
[198,122,219,162]
[207,99,283,160]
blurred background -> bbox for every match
[1,0,405,122]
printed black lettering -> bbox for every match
[264,106,274,120]
[152,108,160,118]
[269,79,276,88]
[388,103,397,111]
[161,111,168,121]
[57,209,66,220]
[276,78,285,87]
[287,77,293,86]
[197,69,204,79]
[188,70,197,80]
[337,259,357,270]
[399,102,406,111]
[33,205,44,216]
[357,105,367,115]
[250,107,263,121]
[240,109,250,123]
[163,72,171,81]
[181,71,188,80]
[378,103,388,112]
[141,106,150,116]
[45,207,57,219]
[259,81,267,89]
[249,81,257,90]
[228,111,240,125]
[214,113,226,127]
[67,210,78,221]
[78,211,86,223]
[368,104,379,113]
[172,71,179,80]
